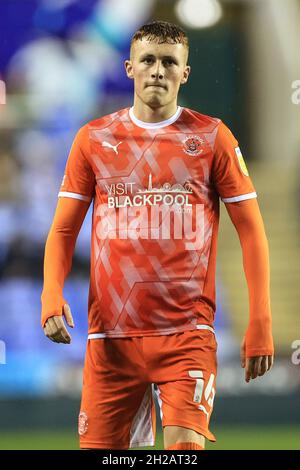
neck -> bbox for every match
[132,98,178,123]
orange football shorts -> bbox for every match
[79,327,217,449]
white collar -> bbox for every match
[129,106,182,129]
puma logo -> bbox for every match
[102,141,122,155]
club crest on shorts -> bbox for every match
[183,135,205,156]
[78,411,88,435]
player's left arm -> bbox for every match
[225,198,274,382]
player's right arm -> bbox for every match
[41,125,95,344]
[41,197,90,343]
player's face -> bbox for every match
[125,39,191,109]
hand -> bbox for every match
[240,337,274,383]
[43,304,74,344]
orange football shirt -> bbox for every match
[58,106,256,337]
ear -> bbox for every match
[124,59,134,80]
[181,65,191,85]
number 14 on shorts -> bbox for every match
[189,370,215,420]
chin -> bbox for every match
[145,96,164,107]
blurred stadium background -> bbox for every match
[0,0,300,450]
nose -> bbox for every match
[151,61,164,80]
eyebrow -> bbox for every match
[139,53,178,64]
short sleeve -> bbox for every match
[58,125,95,202]
[212,121,257,203]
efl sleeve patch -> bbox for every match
[235,147,249,176]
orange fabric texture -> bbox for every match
[79,329,216,449]
[166,442,204,450]
[41,197,90,327]
[41,107,273,357]
[225,198,274,357]
[42,107,257,337]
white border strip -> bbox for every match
[196,324,215,335]
[222,192,257,203]
[87,324,214,340]
[88,333,107,339]
[58,191,91,202]
[129,386,155,448]
[129,106,182,129]
[154,384,163,422]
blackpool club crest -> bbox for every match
[183,135,205,156]
[78,411,88,435]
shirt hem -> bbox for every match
[87,323,215,339]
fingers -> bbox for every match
[252,356,262,380]
[43,321,54,342]
[240,337,246,368]
[258,356,268,376]
[53,316,71,344]
[43,315,71,344]
[245,355,274,382]
[44,317,58,342]
[63,304,74,328]
[267,355,274,371]
[245,357,261,382]
[245,357,253,383]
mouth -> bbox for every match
[147,84,166,89]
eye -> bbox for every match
[163,59,175,66]
[143,57,153,64]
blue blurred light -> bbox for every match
[33,6,66,33]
